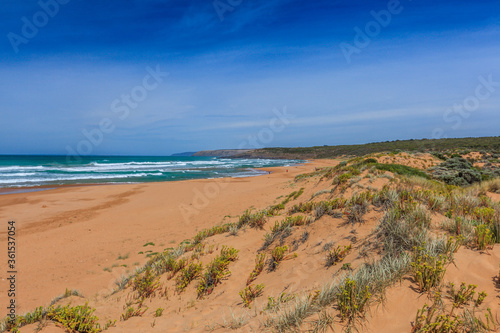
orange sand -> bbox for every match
[0,158,498,332]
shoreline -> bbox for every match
[0,160,308,196]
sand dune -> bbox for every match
[1,156,499,333]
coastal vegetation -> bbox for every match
[2,145,500,332]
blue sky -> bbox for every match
[0,0,499,155]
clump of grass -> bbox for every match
[310,189,332,200]
[263,216,314,249]
[247,253,266,285]
[175,261,203,293]
[265,253,411,332]
[239,284,265,308]
[197,246,239,298]
[2,307,46,333]
[268,189,305,216]
[117,253,130,260]
[49,289,83,306]
[265,292,296,312]
[289,201,316,214]
[193,223,235,244]
[238,209,267,229]
[442,217,476,244]
[248,211,267,229]
[217,310,251,329]
[325,245,351,267]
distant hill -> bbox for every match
[187,137,500,160]
[193,149,253,157]
[196,137,500,160]
[170,152,197,157]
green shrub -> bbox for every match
[193,223,234,243]
[325,245,351,267]
[431,157,481,186]
[47,303,101,333]
[263,216,313,249]
[239,284,265,308]
[374,163,430,179]
[121,306,147,321]
[412,303,462,332]
[154,308,164,317]
[336,278,371,323]
[238,210,267,228]
[3,307,46,332]
[474,224,495,250]
[247,253,266,285]
[473,207,496,224]
[265,292,296,311]
[197,246,239,298]
[411,247,447,292]
[132,267,161,300]
[269,245,296,271]
[175,262,203,292]
[446,282,486,311]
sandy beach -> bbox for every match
[0,160,331,316]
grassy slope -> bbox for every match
[232,136,500,159]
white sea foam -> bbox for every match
[0,158,301,188]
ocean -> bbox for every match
[0,155,301,189]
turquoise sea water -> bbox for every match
[0,155,301,188]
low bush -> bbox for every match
[247,253,266,285]
[193,223,234,243]
[431,157,481,186]
[47,303,101,332]
[239,284,265,308]
[411,247,448,292]
[121,305,147,321]
[325,245,351,267]
[474,224,495,250]
[336,278,371,323]
[269,245,296,271]
[132,267,161,301]
[197,246,239,298]
[176,262,203,292]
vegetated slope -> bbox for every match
[193,149,253,157]
[231,136,500,159]
[2,151,500,333]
